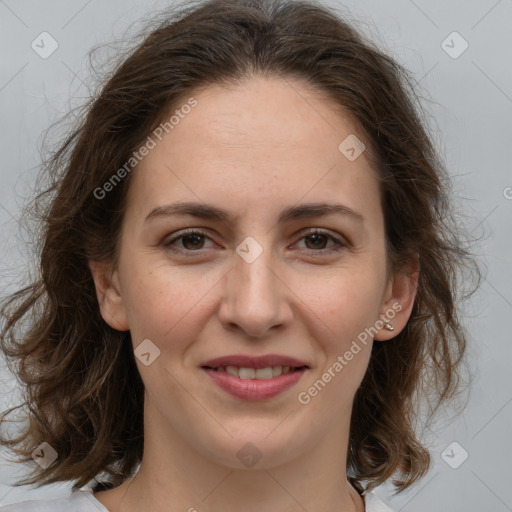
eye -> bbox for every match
[163,228,346,255]
[293,228,346,254]
[163,229,214,252]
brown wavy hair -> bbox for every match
[0,0,480,496]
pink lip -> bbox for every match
[201,354,309,369]
[203,367,307,401]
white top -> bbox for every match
[0,487,395,511]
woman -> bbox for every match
[0,0,479,510]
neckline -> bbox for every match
[80,488,111,512]
[80,486,372,512]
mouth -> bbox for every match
[199,354,310,400]
[201,364,309,401]
[201,365,309,380]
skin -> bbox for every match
[90,75,418,512]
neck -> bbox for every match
[94,400,365,512]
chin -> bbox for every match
[195,429,309,471]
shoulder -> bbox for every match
[0,489,107,512]
[364,491,396,512]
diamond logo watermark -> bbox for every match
[441,441,469,469]
[441,32,469,59]
[237,442,263,468]
[31,32,59,59]
[236,236,263,263]
[338,134,366,161]
[134,338,161,366]
[31,442,58,468]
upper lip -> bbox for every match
[201,354,309,369]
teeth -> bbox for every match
[216,365,296,379]
[226,366,238,377]
[255,367,273,379]
[272,366,282,377]
[239,367,255,380]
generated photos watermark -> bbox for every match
[297,301,403,405]
[93,97,198,200]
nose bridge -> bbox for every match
[234,234,279,309]
[219,234,290,336]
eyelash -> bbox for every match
[162,228,347,256]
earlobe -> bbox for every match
[374,253,420,341]
[88,260,130,331]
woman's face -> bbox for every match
[91,75,416,469]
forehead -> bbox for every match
[127,75,381,222]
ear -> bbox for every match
[374,252,419,341]
[89,259,130,331]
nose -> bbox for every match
[218,243,293,338]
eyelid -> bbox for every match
[298,227,348,244]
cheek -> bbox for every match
[119,255,220,343]
[301,271,379,403]
[296,264,385,345]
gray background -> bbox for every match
[0,0,511,511]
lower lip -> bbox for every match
[202,368,307,401]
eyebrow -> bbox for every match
[145,201,365,224]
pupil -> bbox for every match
[307,234,326,249]
[183,234,203,250]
